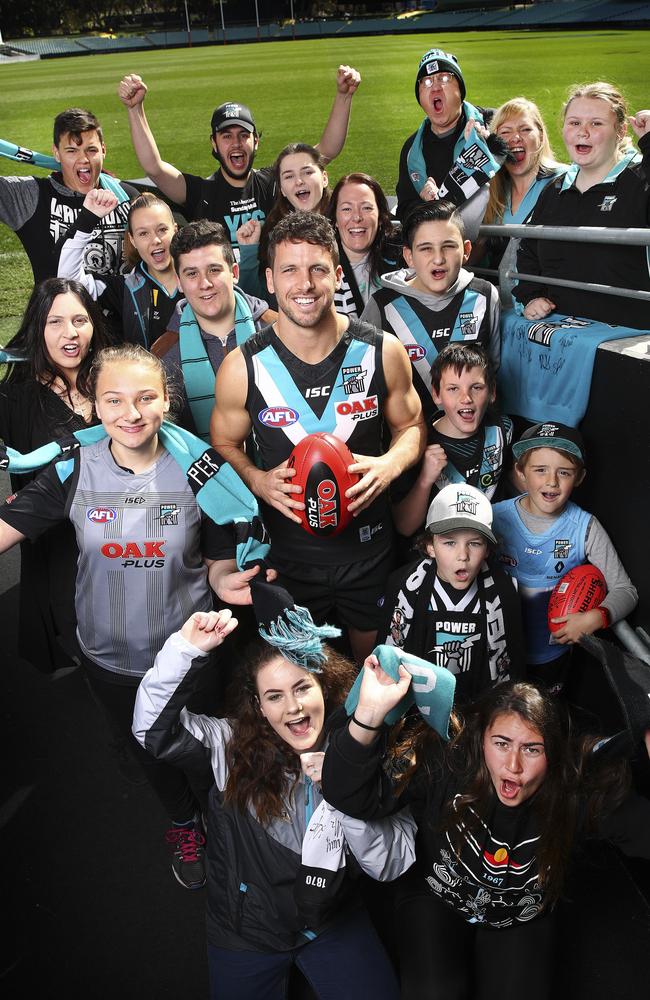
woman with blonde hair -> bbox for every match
[513,82,650,328]
[474,98,565,296]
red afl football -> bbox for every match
[287,433,360,537]
[547,564,607,632]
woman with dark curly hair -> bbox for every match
[322,669,650,1000]
[327,172,402,319]
[134,608,411,1000]
[0,277,110,669]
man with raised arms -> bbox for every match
[210,213,425,663]
[117,66,360,256]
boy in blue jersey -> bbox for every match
[380,483,525,703]
[492,422,637,693]
[393,343,512,541]
[360,202,500,421]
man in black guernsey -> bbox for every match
[0,108,138,282]
[117,66,360,258]
[211,213,425,663]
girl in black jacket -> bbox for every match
[134,609,413,1000]
[322,665,650,1000]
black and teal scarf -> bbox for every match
[406,102,502,204]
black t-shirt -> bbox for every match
[183,167,276,256]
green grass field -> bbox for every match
[1,28,647,341]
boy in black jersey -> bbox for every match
[361,202,500,421]
[380,483,524,703]
[0,107,137,281]
[211,212,425,663]
[393,343,512,540]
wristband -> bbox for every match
[596,606,610,630]
[351,713,383,732]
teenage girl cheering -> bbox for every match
[58,189,183,347]
[134,608,412,1000]
[322,665,650,1000]
[235,142,330,301]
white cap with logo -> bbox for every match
[425,483,497,545]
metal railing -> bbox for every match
[475,223,650,304]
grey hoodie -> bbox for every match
[361,266,500,369]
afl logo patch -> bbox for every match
[406,345,426,361]
[87,507,117,523]
[259,406,299,427]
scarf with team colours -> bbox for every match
[178,287,257,441]
[0,139,129,202]
[345,643,456,737]
[407,102,502,203]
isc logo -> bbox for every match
[259,406,299,427]
[87,507,117,523]
[406,345,426,361]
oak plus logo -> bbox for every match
[100,540,166,568]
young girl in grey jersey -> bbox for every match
[0,345,265,889]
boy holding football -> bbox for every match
[380,483,525,704]
[360,201,500,420]
[392,343,512,539]
[492,422,637,692]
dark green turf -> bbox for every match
[1,28,647,340]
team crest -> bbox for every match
[454,492,478,516]
[429,628,481,674]
[553,539,571,559]
[458,144,490,172]
[410,171,421,184]
[389,607,407,645]
[483,444,500,470]
[340,365,366,395]
[425,60,439,74]
[459,312,478,339]
[598,195,617,212]
[527,315,592,347]
[159,504,180,526]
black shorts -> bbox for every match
[271,547,394,632]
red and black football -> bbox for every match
[287,433,359,537]
[547,564,607,632]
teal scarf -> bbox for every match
[0,138,129,202]
[406,101,500,199]
[179,287,257,441]
[344,644,456,738]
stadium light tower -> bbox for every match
[254,0,260,42]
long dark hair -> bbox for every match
[442,682,629,907]
[224,641,356,825]
[2,278,109,402]
[327,172,395,285]
[258,143,330,272]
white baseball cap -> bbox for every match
[425,484,496,545]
